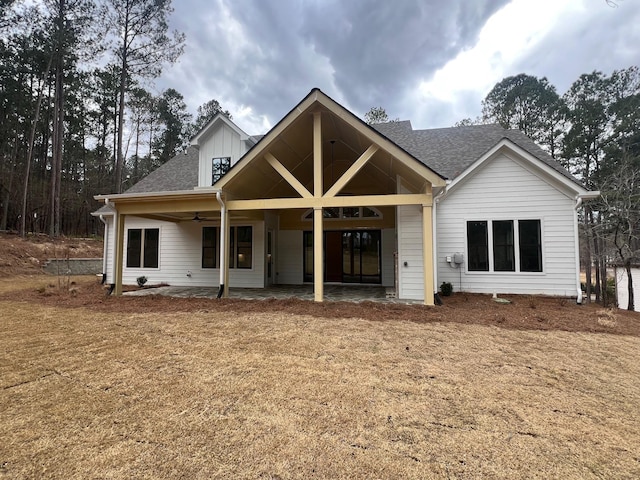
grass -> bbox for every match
[1,278,640,478]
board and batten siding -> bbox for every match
[109,216,265,288]
[198,123,248,188]
[436,153,578,297]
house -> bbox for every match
[93,88,599,305]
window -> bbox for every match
[467,219,543,273]
[303,207,382,220]
[202,226,253,269]
[493,220,514,271]
[519,220,542,272]
[202,227,217,268]
[467,221,489,271]
[229,226,252,269]
[126,228,159,268]
[212,157,231,184]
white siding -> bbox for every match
[198,123,248,187]
[397,203,425,300]
[437,153,579,297]
[277,230,303,284]
[104,216,114,284]
[106,216,264,288]
[615,266,640,312]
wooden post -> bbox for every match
[422,204,434,306]
[313,112,323,302]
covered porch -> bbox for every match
[101,90,446,305]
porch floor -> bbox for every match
[124,284,419,303]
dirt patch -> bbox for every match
[0,232,103,277]
[1,278,639,479]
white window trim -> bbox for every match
[125,226,161,270]
[464,218,545,275]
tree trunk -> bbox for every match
[583,205,593,304]
[21,55,53,237]
[625,262,634,311]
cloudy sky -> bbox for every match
[157,0,640,135]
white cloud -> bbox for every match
[407,0,577,127]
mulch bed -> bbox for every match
[5,276,639,337]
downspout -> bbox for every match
[98,213,108,285]
[216,190,226,299]
[574,195,584,304]
[432,187,447,305]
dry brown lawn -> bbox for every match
[1,276,640,479]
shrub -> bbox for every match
[136,276,148,288]
[440,282,453,297]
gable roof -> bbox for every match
[190,112,252,146]
[118,91,584,197]
[214,88,446,195]
[373,122,580,186]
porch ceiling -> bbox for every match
[222,104,435,201]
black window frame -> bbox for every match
[126,228,159,269]
[467,219,543,273]
[492,220,515,272]
[228,226,252,269]
[202,226,217,269]
[467,221,489,271]
[519,219,543,272]
[212,157,231,185]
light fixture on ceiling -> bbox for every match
[192,212,202,222]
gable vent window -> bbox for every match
[212,157,231,185]
[303,207,382,220]
[126,228,159,268]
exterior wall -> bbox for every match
[111,216,265,288]
[615,266,640,312]
[397,203,424,300]
[436,153,579,297]
[277,230,303,284]
[104,216,114,283]
[198,123,248,187]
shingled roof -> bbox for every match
[372,121,579,185]
[122,120,579,195]
[124,145,199,194]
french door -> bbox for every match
[303,230,381,284]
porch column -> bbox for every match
[313,111,324,302]
[422,204,434,306]
[313,207,324,302]
[114,212,125,296]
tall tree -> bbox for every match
[482,74,564,158]
[364,106,398,124]
[191,98,232,136]
[103,0,185,193]
[152,88,191,166]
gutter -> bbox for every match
[432,186,447,305]
[573,195,583,304]
[216,191,227,299]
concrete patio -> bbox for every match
[123,284,419,303]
